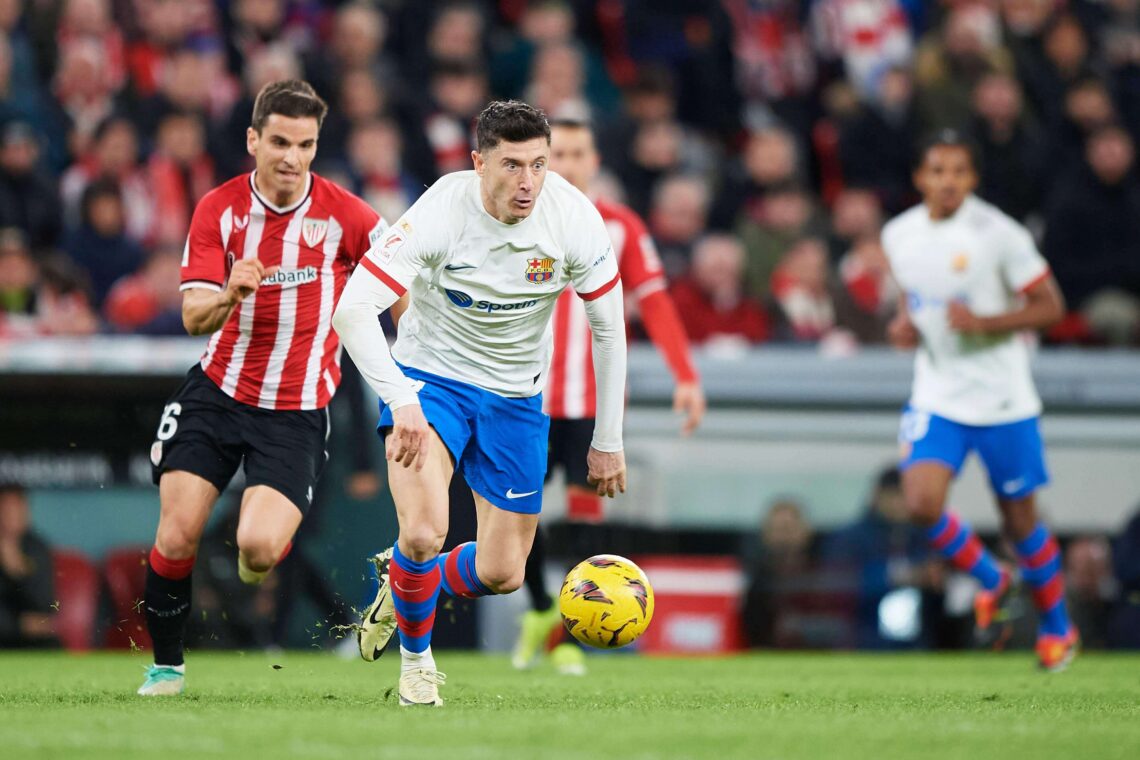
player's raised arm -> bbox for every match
[177,192,280,336]
[182,259,278,336]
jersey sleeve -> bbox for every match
[617,212,666,297]
[1000,221,1050,293]
[180,196,227,292]
[566,202,621,301]
[357,185,449,296]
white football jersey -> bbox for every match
[882,195,1050,425]
[361,170,619,397]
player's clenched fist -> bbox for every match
[388,403,431,471]
[947,301,986,334]
[586,447,626,498]
[224,258,278,304]
[887,313,919,349]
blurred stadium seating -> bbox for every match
[51,549,98,651]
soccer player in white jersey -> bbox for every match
[333,101,627,706]
[511,118,706,674]
[882,131,1077,671]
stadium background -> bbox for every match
[0,0,1138,656]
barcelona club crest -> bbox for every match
[525,257,555,284]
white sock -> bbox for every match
[155,663,185,674]
[400,645,435,674]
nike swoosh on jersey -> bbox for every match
[506,488,538,499]
[444,264,476,271]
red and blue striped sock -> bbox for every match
[1014,523,1072,637]
[926,512,1004,591]
[436,541,493,598]
[389,543,442,654]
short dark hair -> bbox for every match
[475,100,551,153]
[81,178,122,219]
[251,79,328,133]
[916,128,979,171]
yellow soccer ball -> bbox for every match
[558,554,654,649]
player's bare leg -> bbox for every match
[234,485,303,584]
[900,462,953,529]
[997,494,1078,670]
[390,428,452,562]
[139,471,219,696]
[471,491,539,594]
[384,426,452,705]
[902,463,1015,647]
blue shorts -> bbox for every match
[378,365,550,514]
[898,407,1049,500]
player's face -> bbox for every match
[247,114,320,205]
[549,125,599,193]
[473,137,550,224]
[914,145,977,219]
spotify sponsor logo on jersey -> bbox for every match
[445,289,538,314]
[261,266,319,289]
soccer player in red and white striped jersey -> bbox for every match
[137,80,385,696]
[512,119,707,672]
[182,169,381,409]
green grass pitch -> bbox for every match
[1,651,1137,759]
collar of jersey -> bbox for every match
[926,193,976,225]
[249,171,313,215]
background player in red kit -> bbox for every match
[511,118,706,672]
[137,80,385,696]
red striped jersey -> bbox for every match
[545,199,679,419]
[181,172,385,410]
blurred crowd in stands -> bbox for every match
[739,468,1140,651]
[1,0,1139,346]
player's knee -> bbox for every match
[479,567,524,595]
[903,492,943,527]
[235,527,281,572]
[399,526,446,561]
[998,498,1037,540]
[155,521,201,560]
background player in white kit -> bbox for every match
[883,131,1077,671]
[333,101,628,706]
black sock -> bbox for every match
[145,563,192,667]
[525,528,553,612]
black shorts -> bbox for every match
[149,365,330,514]
[546,417,593,488]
